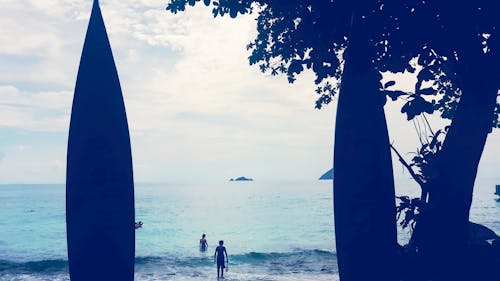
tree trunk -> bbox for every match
[418,53,499,280]
[333,15,397,281]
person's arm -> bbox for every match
[224,248,228,263]
[214,248,217,263]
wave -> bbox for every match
[0,259,67,273]
[235,249,335,262]
[0,249,337,275]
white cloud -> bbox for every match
[0,85,71,131]
[0,1,335,182]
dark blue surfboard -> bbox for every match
[333,18,397,281]
[66,1,135,280]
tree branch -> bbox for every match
[422,113,435,136]
[390,144,425,187]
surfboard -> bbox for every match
[66,1,135,280]
[333,18,397,281]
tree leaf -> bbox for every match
[429,130,442,149]
[384,80,396,88]
[417,67,434,81]
[383,90,407,101]
[230,8,237,18]
[417,87,437,95]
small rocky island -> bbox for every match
[230,177,254,181]
[319,168,333,180]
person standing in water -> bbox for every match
[214,240,228,279]
[199,234,208,252]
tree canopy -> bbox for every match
[167,0,500,128]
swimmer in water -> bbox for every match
[199,234,208,252]
[134,221,143,229]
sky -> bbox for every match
[0,0,498,185]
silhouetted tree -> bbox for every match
[365,2,500,280]
[166,1,500,280]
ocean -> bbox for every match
[0,180,498,280]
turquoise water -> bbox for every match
[0,180,498,280]
[0,182,337,280]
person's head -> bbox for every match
[202,234,206,238]
[219,240,224,246]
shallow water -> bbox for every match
[0,180,498,280]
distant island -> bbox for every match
[319,168,333,180]
[230,177,254,181]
